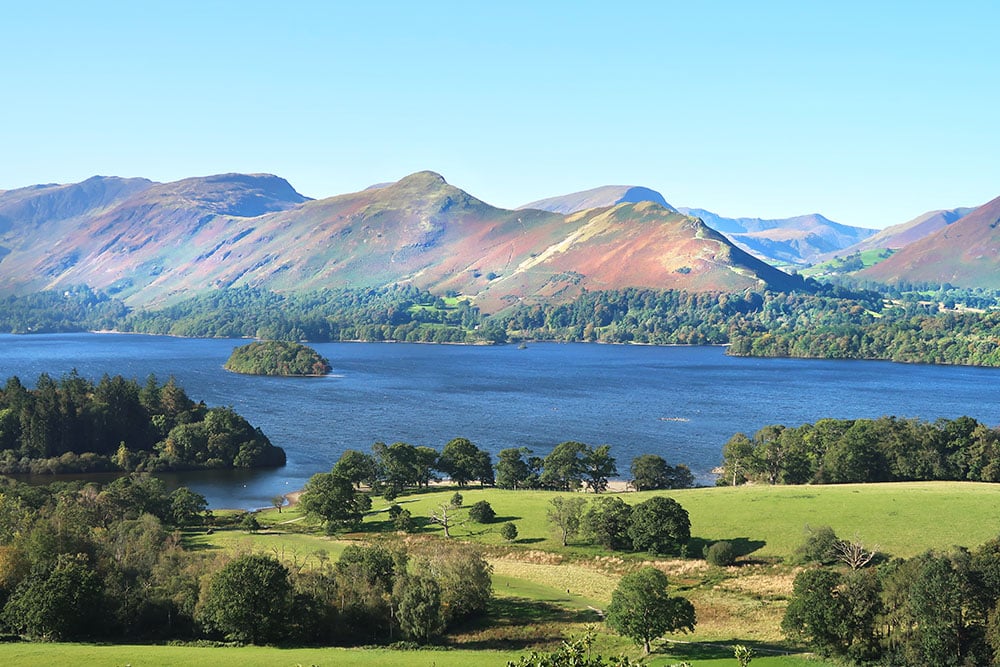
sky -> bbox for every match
[1,1,997,229]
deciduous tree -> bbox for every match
[606,566,695,653]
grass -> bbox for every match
[342,482,1000,560]
[0,641,829,666]
[0,642,523,666]
[170,481,999,666]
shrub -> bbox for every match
[468,500,496,523]
[704,541,737,566]
[795,525,841,565]
[500,522,518,542]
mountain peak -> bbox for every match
[519,185,673,214]
[394,171,448,188]
[155,173,309,217]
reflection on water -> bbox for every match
[3,334,999,509]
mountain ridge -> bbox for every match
[859,196,1000,289]
[0,171,802,310]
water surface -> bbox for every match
[2,334,998,508]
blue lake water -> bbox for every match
[1,333,999,508]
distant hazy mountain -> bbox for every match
[828,207,975,259]
[0,171,803,310]
[859,195,1000,289]
[677,208,876,265]
[520,185,674,214]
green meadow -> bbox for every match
[340,482,1000,560]
[8,481,998,666]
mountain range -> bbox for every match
[518,187,877,265]
[1,170,994,310]
[0,171,803,311]
[859,195,1000,289]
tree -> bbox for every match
[393,574,444,643]
[439,437,492,487]
[627,496,690,556]
[581,444,617,493]
[605,566,695,653]
[468,500,496,523]
[197,553,293,644]
[299,471,367,533]
[581,496,632,550]
[332,449,377,488]
[168,487,207,526]
[541,441,589,491]
[372,441,419,496]
[547,496,586,547]
[500,521,518,542]
[495,447,533,489]
[781,568,850,656]
[721,433,756,486]
[412,542,491,624]
[630,454,671,491]
[240,512,261,533]
[271,495,285,513]
[1,554,103,640]
[794,525,841,565]
[430,500,464,538]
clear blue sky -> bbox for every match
[2,1,997,229]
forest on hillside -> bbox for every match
[2,282,1000,367]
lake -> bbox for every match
[2,333,999,508]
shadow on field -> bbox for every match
[688,536,767,561]
[660,639,798,661]
[450,596,603,650]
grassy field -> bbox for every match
[331,482,1000,560]
[162,480,1000,665]
[0,641,830,666]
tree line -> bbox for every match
[0,373,285,474]
[0,474,490,645]
[326,438,693,498]
[784,527,1000,665]
[7,281,1000,367]
[719,415,1000,486]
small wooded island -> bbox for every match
[224,340,332,376]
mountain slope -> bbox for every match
[520,185,674,214]
[678,208,876,265]
[0,176,154,232]
[827,207,974,258]
[859,196,1000,288]
[0,171,803,310]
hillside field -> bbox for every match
[5,482,997,666]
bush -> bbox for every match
[468,500,496,523]
[500,522,518,542]
[704,541,737,566]
[450,492,463,507]
[795,525,841,565]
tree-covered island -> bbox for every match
[223,340,332,376]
